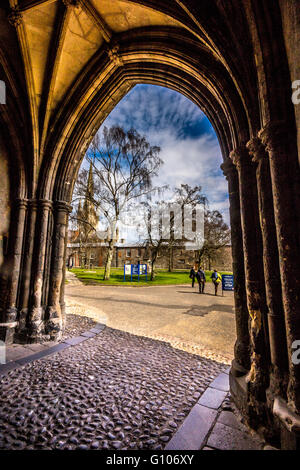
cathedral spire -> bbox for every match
[86,160,94,200]
[82,160,98,233]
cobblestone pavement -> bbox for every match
[4,314,98,364]
[0,328,227,450]
[61,314,97,341]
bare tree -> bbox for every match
[75,126,163,280]
[137,184,207,278]
[165,184,206,271]
[197,209,231,269]
[138,201,165,281]
[168,186,230,270]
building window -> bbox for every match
[137,248,142,257]
[126,248,131,258]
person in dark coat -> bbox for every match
[196,267,206,293]
[189,266,196,287]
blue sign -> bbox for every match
[123,264,148,282]
[222,274,234,291]
[132,265,139,275]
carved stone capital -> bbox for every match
[246,137,267,164]
[15,198,28,210]
[27,199,38,210]
[54,200,72,214]
[229,145,252,170]
[220,157,237,179]
[38,199,53,211]
[258,121,292,153]
[107,44,123,66]
[7,7,23,27]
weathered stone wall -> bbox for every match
[0,135,10,266]
[279,0,300,162]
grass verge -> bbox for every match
[70,267,233,286]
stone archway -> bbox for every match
[0,0,300,449]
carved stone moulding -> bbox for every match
[246,137,267,163]
[258,121,292,154]
[7,7,22,28]
[229,145,252,170]
[107,44,124,67]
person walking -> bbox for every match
[211,269,222,295]
[196,266,206,293]
[189,266,196,287]
[67,256,73,271]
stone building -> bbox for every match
[0,0,300,449]
[67,237,233,272]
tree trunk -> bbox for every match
[150,251,158,281]
[168,245,174,272]
[103,239,115,280]
[86,246,91,268]
[197,248,204,268]
[150,259,155,281]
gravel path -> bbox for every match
[0,327,226,450]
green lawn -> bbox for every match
[70,267,233,286]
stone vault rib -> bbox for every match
[8,0,40,185]
[39,1,73,155]
[78,0,112,43]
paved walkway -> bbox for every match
[0,326,225,450]
[0,279,265,451]
[65,282,236,364]
[0,325,263,451]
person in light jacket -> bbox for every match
[211,269,222,295]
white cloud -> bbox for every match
[91,84,230,226]
[146,129,229,224]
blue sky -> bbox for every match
[97,84,229,225]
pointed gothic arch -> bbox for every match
[0,0,300,449]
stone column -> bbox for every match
[27,199,52,342]
[259,122,300,414]
[221,158,250,374]
[46,201,71,340]
[230,146,270,407]
[59,211,70,329]
[247,138,288,399]
[16,199,38,335]
[0,198,27,343]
